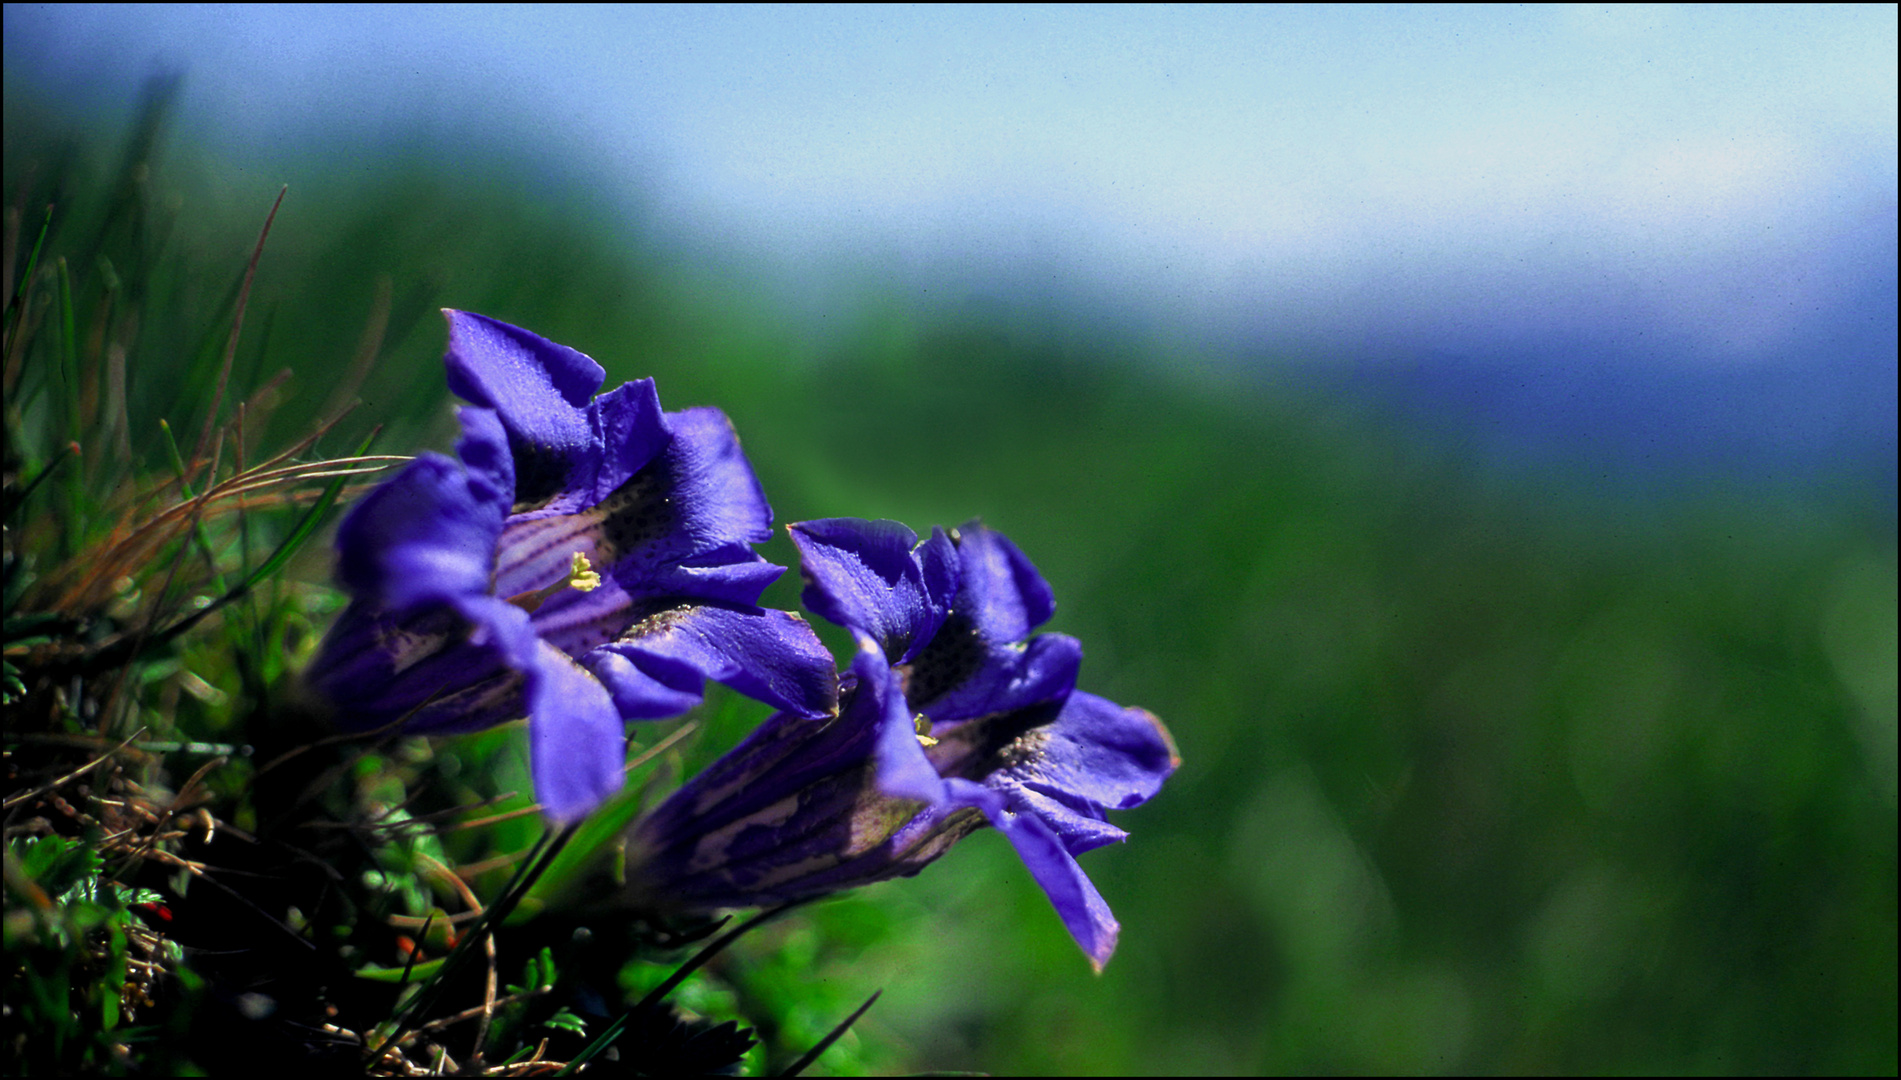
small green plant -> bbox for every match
[4,834,172,1073]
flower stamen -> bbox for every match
[504,552,602,614]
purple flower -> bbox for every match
[307,312,836,822]
[626,519,1177,969]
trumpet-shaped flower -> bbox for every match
[626,519,1176,969]
[307,312,836,821]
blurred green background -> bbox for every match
[5,83,1894,1075]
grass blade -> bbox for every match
[777,989,883,1078]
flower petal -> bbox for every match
[624,646,962,910]
[949,522,1055,643]
[585,603,839,720]
[442,309,605,513]
[988,775,1130,856]
[636,544,787,607]
[334,452,502,613]
[525,642,627,823]
[942,777,1122,971]
[525,550,786,658]
[454,406,514,510]
[658,407,776,553]
[637,603,840,718]
[499,407,778,602]
[583,646,708,720]
[307,603,498,729]
[308,593,539,734]
[789,519,957,665]
[913,630,1081,725]
[862,636,950,806]
[1008,690,1179,814]
[585,377,668,506]
[489,434,781,608]
[637,706,868,853]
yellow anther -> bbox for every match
[913,714,938,748]
[505,552,603,613]
[567,552,602,592]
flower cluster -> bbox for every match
[307,312,836,821]
[311,313,1176,965]
[626,519,1178,968]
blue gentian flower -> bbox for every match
[626,519,1177,969]
[307,311,837,822]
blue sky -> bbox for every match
[6,4,1895,473]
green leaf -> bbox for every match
[8,836,103,900]
[111,884,165,908]
[542,1008,587,1036]
[2,204,52,353]
[353,958,445,984]
[512,762,654,922]
[3,612,64,641]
